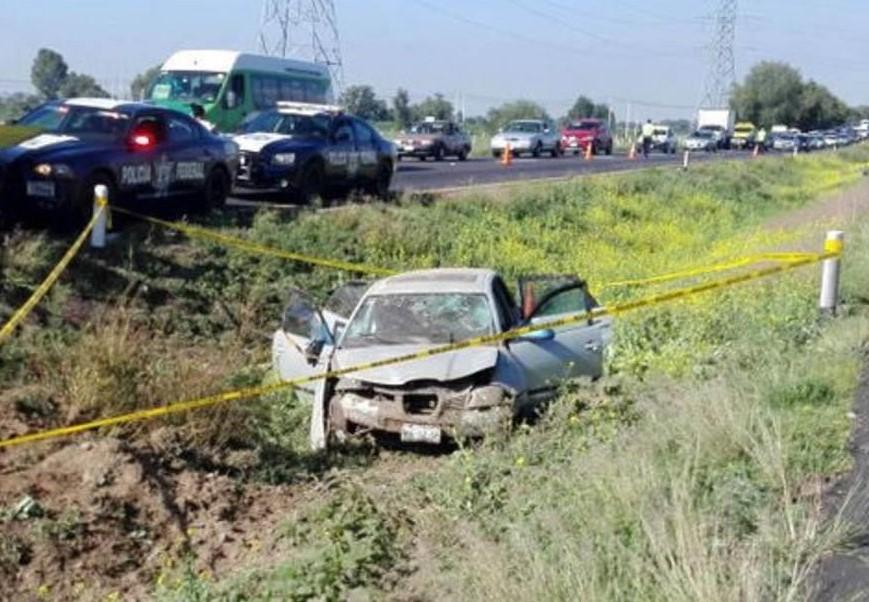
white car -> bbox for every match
[273,268,612,449]
[490,120,562,158]
[683,130,718,152]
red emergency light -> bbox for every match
[132,133,153,148]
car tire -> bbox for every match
[550,143,561,158]
[419,155,426,161]
[458,148,468,161]
[197,167,229,213]
[492,150,501,159]
[532,142,542,158]
[297,162,324,204]
[366,162,392,199]
[606,143,612,155]
[433,145,445,161]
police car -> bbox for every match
[233,102,396,202]
[0,98,238,225]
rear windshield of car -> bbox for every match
[410,122,447,134]
[568,122,598,130]
[505,122,541,133]
[341,293,494,347]
[18,105,130,139]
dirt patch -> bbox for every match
[812,357,869,602]
[765,174,869,233]
[0,436,299,601]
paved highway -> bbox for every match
[228,150,750,207]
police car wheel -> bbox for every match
[366,163,392,199]
[199,168,229,212]
[298,163,324,204]
[458,148,468,161]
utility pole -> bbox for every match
[700,0,737,108]
[258,0,345,93]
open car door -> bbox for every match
[507,275,612,399]
[271,282,370,449]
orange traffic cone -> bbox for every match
[584,143,593,160]
[628,144,636,160]
[502,143,512,166]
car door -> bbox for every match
[506,276,611,397]
[119,114,166,200]
[326,117,357,185]
[351,119,379,183]
[164,115,209,197]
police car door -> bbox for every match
[327,118,356,184]
[351,119,379,183]
[120,114,165,199]
[164,115,208,197]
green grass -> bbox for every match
[0,125,39,148]
[3,147,869,600]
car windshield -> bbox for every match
[18,105,130,139]
[569,121,597,131]
[693,130,713,138]
[341,293,494,347]
[700,125,723,132]
[410,122,447,134]
[735,126,753,132]
[241,111,331,137]
[148,71,226,104]
[653,129,669,136]
[504,121,541,133]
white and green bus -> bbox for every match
[146,50,333,132]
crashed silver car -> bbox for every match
[273,269,612,449]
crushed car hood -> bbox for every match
[334,344,498,386]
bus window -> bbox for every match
[225,74,245,109]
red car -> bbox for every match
[560,119,613,155]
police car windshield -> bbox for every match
[18,105,130,139]
[242,111,330,138]
[148,71,226,104]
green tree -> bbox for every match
[131,65,162,100]
[393,88,412,129]
[0,93,42,122]
[731,61,804,127]
[58,73,109,99]
[410,94,453,121]
[486,100,549,130]
[31,48,69,99]
[339,85,390,121]
[795,81,850,131]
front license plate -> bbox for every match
[26,181,55,198]
[400,424,442,444]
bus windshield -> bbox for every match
[148,71,227,104]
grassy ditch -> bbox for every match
[1,147,869,600]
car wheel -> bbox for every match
[297,162,325,204]
[197,167,229,213]
[433,145,445,161]
[419,155,427,161]
[492,150,502,159]
[550,143,561,158]
[532,142,542,158]
[605,143,612,155]
[366,162,392,199]
[75,172,116,229]
[458,148,468,161]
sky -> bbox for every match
[0,0,866,120]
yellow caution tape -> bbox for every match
[0,207,104,345]
[824,238,844,254]
[0,248,840,449]
[111,206,397,277]
[601,251,822,290]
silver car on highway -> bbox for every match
[490,120,562,158]
[273,268,611,449]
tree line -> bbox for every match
[2,49,867,132]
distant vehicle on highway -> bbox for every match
[772,133,797,151]
[490,120,562,158]
[731,122,757,150]
[697,108,733,148]
[273,268,611,449]
[0,98,238,227]
[560,119,613,155]
[232,102,395,202]
[394,119,471,161]
[635,125,676,154]
[684,130,718,152]
[146,50,334,132]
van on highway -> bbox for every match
[146,50,334,132]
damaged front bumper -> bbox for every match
[331,381,514,443]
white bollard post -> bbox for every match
[90,184,108,248]
[793,145,798,158]
[682,150,690,169]
[819,230,844,315]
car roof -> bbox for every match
[61,98,167,114]
[367,268,496,296]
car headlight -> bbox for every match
[34,163,74,178]
[272,153,296,166]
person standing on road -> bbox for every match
[756,127,767,153]
[641,119,654,158]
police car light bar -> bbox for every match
[276,102,343,115]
